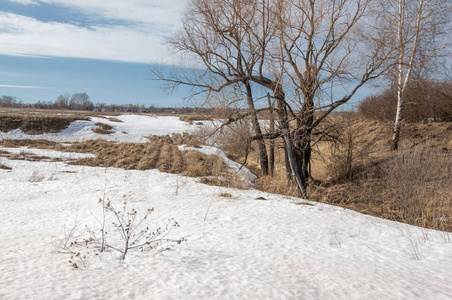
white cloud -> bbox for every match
[7,0,187,27]
[0,12,180,63]
[0,84,52,89]
[0,1,187,63]
[7,0,39,5]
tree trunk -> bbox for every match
[267,93,275,177]
[392,86,404,150]
[283,133,308,199]
[245,81,269,175]
[294,92,315,187]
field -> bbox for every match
[1,111,452,299]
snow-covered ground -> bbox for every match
[1,114,200,143]
[1,114,452,299]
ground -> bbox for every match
[1,113,451,299]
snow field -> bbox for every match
[0,114,452,299]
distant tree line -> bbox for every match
[0,93,95,111]
[0,93,209,114]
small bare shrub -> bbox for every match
[29,170,45,182]
[326,113,371,182]
[59,194,186,267]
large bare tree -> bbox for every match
[160,0,274,175]
[155,0,392,198]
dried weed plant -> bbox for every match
[58,194,186,268]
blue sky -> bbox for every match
[0,0,190,107]
[0,0,376,109]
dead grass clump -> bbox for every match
[0,114,84,134]
[171,133,202,148]
[183,150,224,177]
[66,135,232,181]
[0,115,23,132]
[0,162,12,170]
[106,117,123,122]
[256,174,301,198]
[9,152,53,162]
[1,139,62,150]
[92,123,114,135]
[179,114,212,124]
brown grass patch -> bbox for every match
[0,113,87,135]
[0,162,12,170]
[91,123,114,135]
[0,139,62,150]
[251,115,452,231]
[106,117,123,122]
[179,114,213,124]
[63,136,229,180]
[171,133,202,148]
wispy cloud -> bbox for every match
[0,84,53,89]
[7,0,186,25]
[7,0,39,5]
[0,12,177,63]
[0,71,20,77]
[0,1,186,63]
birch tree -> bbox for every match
[385,0,450,150]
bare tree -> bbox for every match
[158,0,276,175]
[263,0,392,192]
[155,0,391,198]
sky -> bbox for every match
[0,0,377,109]
[0,0,191,107]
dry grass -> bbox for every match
[106,117,123,122]
[0,113,88,135]
[64,136,229,179]
[309,118,452,232]
[179,114,212,124]
[0,162,12,170]
[250,114,452,231]
[1,139,62,150]
[92,123,114,135]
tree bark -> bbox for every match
[245,80,269,175]
[267,93,275,177]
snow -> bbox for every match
[0,115,197,143]
[1,114,452,299]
